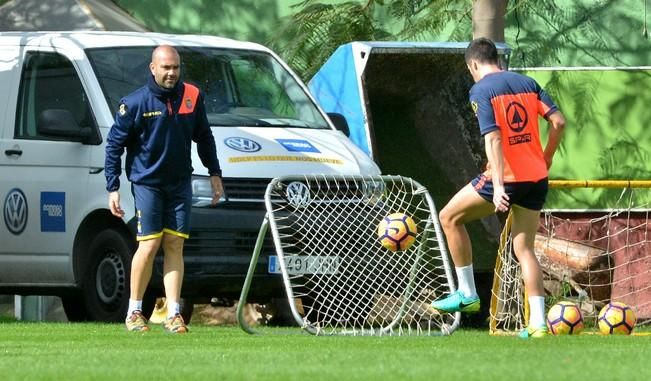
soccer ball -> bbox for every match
[546,301,584,335]
[598,302,636,335]
[377,212,418,252]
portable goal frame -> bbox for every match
[237,174,460,336]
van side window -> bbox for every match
[15,52,95,140]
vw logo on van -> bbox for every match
[224,137,261,152]
[286,181,311,208]
[4,188,28,235]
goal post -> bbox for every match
[237,175,460,336]
[490,180,651,335]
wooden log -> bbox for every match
[534,234,606,271]
[535,235,612,303]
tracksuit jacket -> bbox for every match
[105,75,222,192]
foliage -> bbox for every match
[274,0,651,80]
[270,0,473,81]
[271,1,385,81]
[507,0,650,67]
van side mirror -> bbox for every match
[37,109,99,144]
[327,112,350,137]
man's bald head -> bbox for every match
[150,45,181,89]
[152,45,180,62]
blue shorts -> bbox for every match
[471,174,548,211]
[131,179,192,241]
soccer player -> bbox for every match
[105,45,223,333]
[430,37,566,338]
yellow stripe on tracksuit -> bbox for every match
[136,229,189,241]
[162,228,189,239]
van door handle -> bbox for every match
[5,149,23,156]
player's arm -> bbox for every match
[536,85,566,169]
[209,176,224,206]
[471,86,509,212]
[484,130,509,212]
[105,100,134,217]
[543,110,566,169]
[193,92,224,206]
[108,191,124,218]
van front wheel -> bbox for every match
[82,228,133,322]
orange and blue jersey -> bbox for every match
[469,71,558,183]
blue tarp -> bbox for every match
[308,44,369,154]
[309,41,510,158]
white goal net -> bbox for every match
[238,175,460,336]
[490,181,651,334]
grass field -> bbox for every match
[1,319,649,381]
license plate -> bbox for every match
[268,255,340,275]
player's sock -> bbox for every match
[528,295,546,328]
[455,264,479,299]
[167,301,181,319]
[127,299,143,317]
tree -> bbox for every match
[271,0,511,80]
[472,0,508,41]
[271,0,477,81]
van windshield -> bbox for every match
[86,46,329,129]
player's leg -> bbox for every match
[126,237,162,331]
[160,179,192,333]
[130,238,163,300]
[162,233,185,313]
[162,233,188,333]
[510,205,544,298]
[127,184,165,331]
[510,205,547,338]
[432,180,495,313]
[510,178,549,338]
[439,181,496,266]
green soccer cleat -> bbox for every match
[519,325,549,339]
[163,314,189,334]
[125,310,150,332]
[431,290,480,313]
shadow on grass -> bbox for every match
[0,315,18,323]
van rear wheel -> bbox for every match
[82,228,133,322]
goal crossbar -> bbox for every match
[548,180,651,189]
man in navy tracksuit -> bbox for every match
[105,45,223,333]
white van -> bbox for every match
[0,31,380,322]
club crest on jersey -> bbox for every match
[185,97,192,109]
[471,101,478,115]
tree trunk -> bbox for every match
[472,0,508,42]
